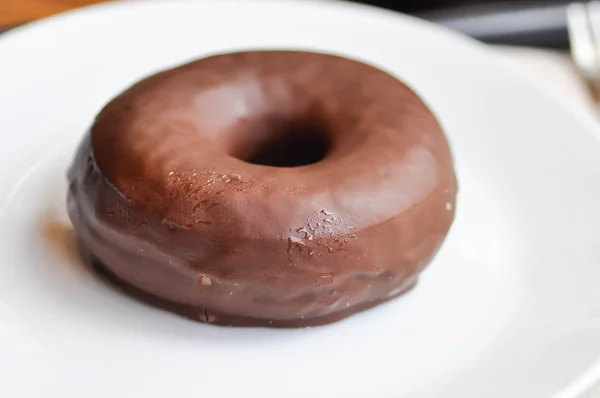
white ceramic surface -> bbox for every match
[1,1,600,397]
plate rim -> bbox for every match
[1,1,600,397]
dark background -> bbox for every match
[352,0,572,48]
[357,0,568,12]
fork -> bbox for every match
[567,1,600,101]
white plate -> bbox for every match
[1,1,600,397]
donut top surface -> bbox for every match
[91,51,454,236]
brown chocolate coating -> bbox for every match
[67,51,457,327]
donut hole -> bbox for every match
[239,122,331,168]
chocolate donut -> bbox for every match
[67,51,457,327]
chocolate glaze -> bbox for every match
[67,51,457,327]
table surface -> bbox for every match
[0,0,111,26]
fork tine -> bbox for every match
[586,2,600,73]
[568,2,600,99]
[568,2,596,76]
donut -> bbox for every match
[67,51,457,327]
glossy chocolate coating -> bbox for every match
[67,51,457,327]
